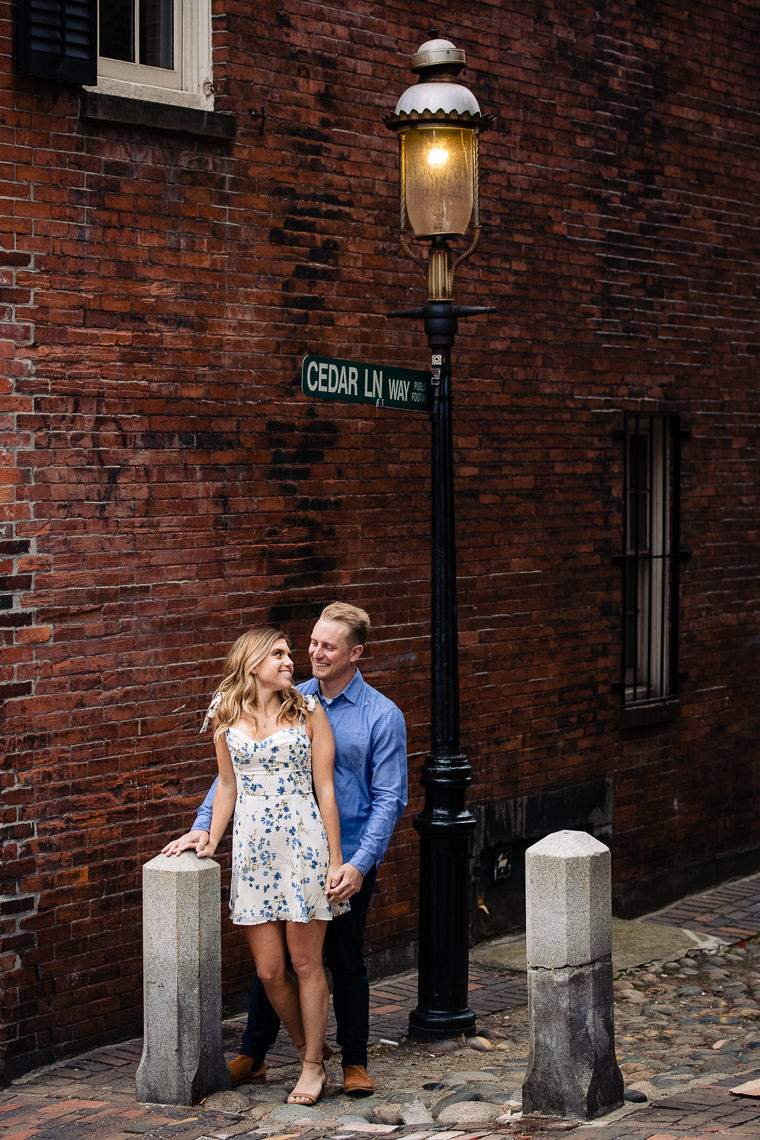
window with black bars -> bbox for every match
[620,413,681,704]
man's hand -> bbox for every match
[161,829,209,857]
[326,862,364,902]
[196,835,218,858]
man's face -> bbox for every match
[308,617,363,693]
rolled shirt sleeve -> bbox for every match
[192,776,218,833]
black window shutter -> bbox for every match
[16,0,98,85]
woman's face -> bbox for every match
[249,637,294,692]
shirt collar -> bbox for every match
[318,668,363,706]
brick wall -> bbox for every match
[2,0,758,1077]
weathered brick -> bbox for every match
[1,0,758,1081]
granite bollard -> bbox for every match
[136,852,230,1105]
[521,830,623,1120]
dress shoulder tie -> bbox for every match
[200,691,222,734]
[298,693,317,725]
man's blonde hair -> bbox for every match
[319,602,370,646]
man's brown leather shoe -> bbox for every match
[343,1064,375,1095]
[228,1054,266,1086]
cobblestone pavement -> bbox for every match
[2,873,760,1140]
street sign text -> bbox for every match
[301,355,430,412]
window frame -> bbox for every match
[85,0,214,111]
[620,412,681,707]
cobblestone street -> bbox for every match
[2,874,760,1139]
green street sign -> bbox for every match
[301,355,431,412]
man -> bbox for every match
[163,602,408,1096]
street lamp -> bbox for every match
[385,37,494,1040]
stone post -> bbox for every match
[136,852,230,1105]
[521,830,623,1120]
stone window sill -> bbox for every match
[620,698,680,730]
[80,91,236,140]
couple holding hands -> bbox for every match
[163,603,407,1106]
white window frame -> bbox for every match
[85,0,213,111]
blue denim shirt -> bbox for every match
[193,670,408,875]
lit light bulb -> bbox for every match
[427,145,448,168]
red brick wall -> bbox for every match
[2,0,759,1076]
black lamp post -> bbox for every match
[384,37,494,1039]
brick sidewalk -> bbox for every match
[567,1073,760,1140]
[647,871,760,941]
[2,872,760,1140]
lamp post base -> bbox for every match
[408,767,477,1042]
[408,1004,477,1041]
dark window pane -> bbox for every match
[626,430,650,554]
[100,0,135,62]
[140,0,173,69]
[623,560,638,673]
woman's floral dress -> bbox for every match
[225,700,350,925]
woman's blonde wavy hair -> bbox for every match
[210,627,310,742]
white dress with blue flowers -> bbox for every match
[226,702,349,926]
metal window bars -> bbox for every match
[622,413,680,703]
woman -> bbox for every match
[197,627,348,1106]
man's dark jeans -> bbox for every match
[240,866,377,1068]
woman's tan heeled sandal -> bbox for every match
[287,1059,327,1106]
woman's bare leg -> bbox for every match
[245,923,304,1051]
[286,919,329,1102]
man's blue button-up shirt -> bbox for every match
[192,669,408,876]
